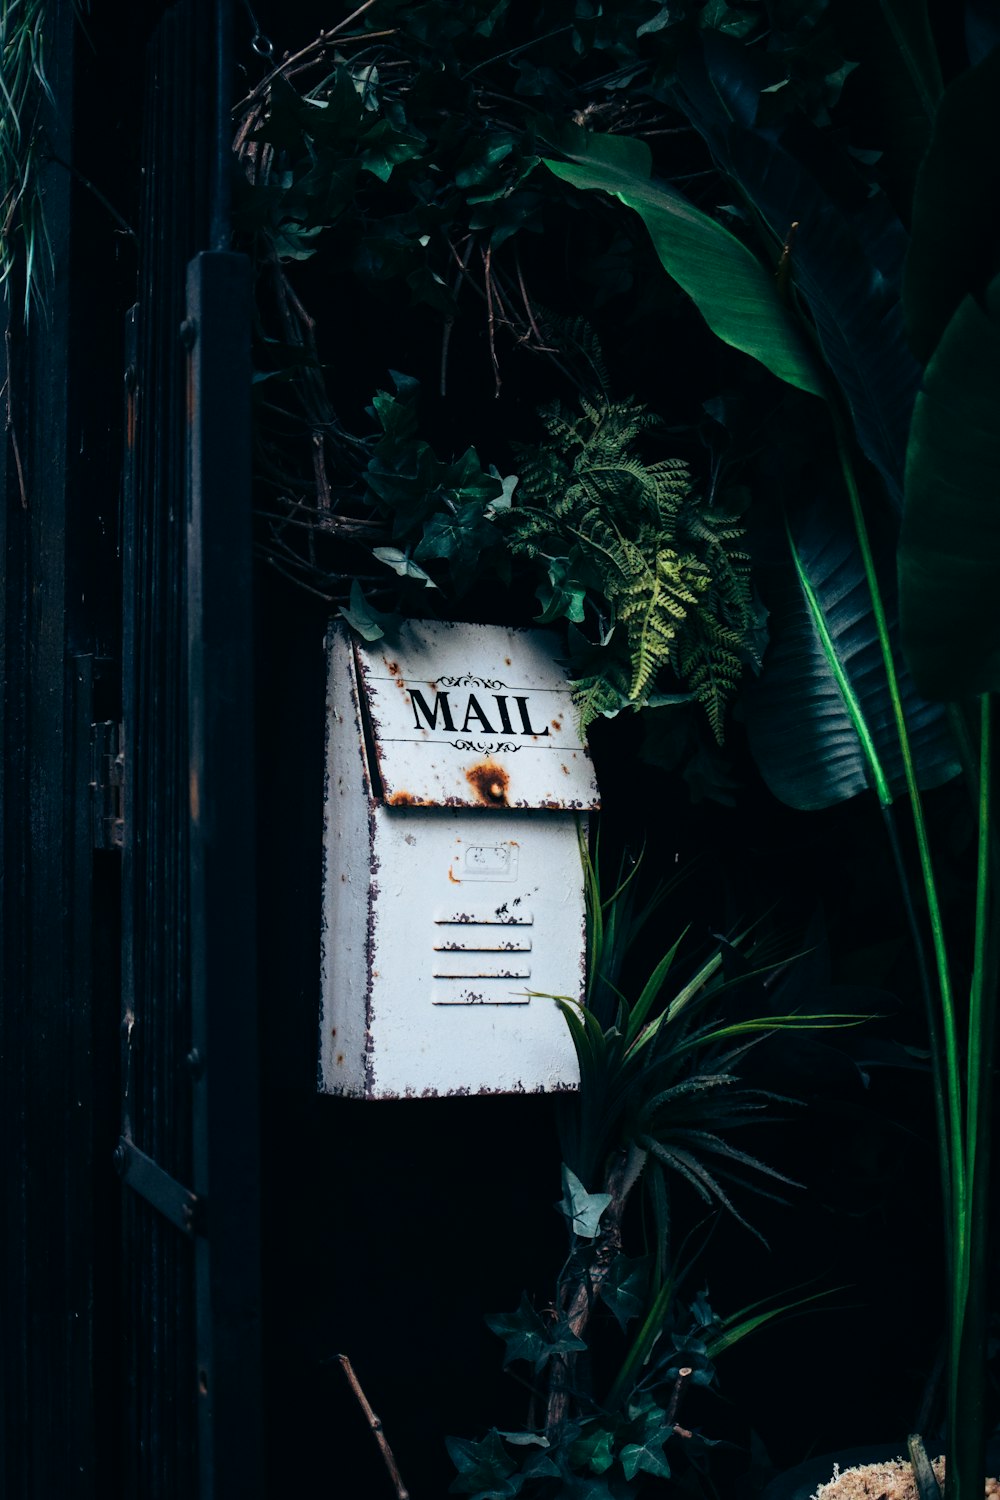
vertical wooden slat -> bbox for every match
[0,2,100,1493]
[121,5,212,1494]
[186,248,263,1500]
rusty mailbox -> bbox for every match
[320,619,601,1098]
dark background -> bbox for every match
[1,3,981,1496]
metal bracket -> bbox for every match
[90,720,124,850]
[114,1137,205,1237]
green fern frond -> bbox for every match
[504,334,758,739]
[571,658,633,733]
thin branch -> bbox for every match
[234,9,395,114]
[441,236,474,397]
[338,1354,411,1500]
[483,242,501,397]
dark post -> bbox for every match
[185,248,263,1500]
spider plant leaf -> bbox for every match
[743,499,959,808]
[684,1014,866,1053]
[641,1074,737,1116]
[555,1000,602,1098]
[627,932,686,1044]
[705,1284,843,1358]
[660,950,725,1027]
[675,39,921,509]
[671,1129,802,1188]
[899,270,1000,699]
[540,130,824,399]
[642,1138,764,1241]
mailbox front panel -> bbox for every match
[353,620,600,811]
[357,808,583,1097]
[320,621,596,1098]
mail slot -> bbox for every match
[319,619,601,1098]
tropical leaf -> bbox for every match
[903,46,1000,367]
[539,129,824,398]
[743,498,959,809]
[900,270,1000,700]
[675,39,921,510]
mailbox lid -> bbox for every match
[353,620,600,810]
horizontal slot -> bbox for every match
[433,991,531,1006]
[434,911,533,927]
[432,965,532,981]
[433,937,532,953]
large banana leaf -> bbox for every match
[675,38,921,511]
[540,131,825,399]
[900,269,1000,700]
[743,499,959,810]
[903,46,1000,366]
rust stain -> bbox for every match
[386,788,423,807]
[331,1027,337,1037]
[385,660,399,676]
[336,1053,345,1065]
[551,720,562,731]
[504,656,512,666]
[448,868,460,883]
[465,761,509,806]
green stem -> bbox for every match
[880,802,952,1275]
[832,416,965,1236]
[966,696,991,1192]
[950,695,995,1500]
[605,1272,674,1413]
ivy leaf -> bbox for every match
[339,580,398,643]
[443,447,505,506]
[536,557,588,625]
[699,0,758,38]
[446,1430,521,1497]
[520,1449,561,1481]
[486,1294,585,1370]
[485,1294,550,1369]
[371,546,439,589]
[270,219,325,261]
[455,131,517,188]
[597,1254,650,1330]
[619,1430,672,1482]
[561,1479,617,1500]
[558,1164,612,1240]
[487,467,518,510]
[414,504,500,578]
[569,1423,616,1475]
[358,119,426,182]
[369,373,420,440]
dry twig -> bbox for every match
[338,1353,411,1500]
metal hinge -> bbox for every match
[90,720,124,850]
[113,1137,206,1236]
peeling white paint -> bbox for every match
[319,621,597,1099]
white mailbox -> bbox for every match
[320,619,601,1098]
